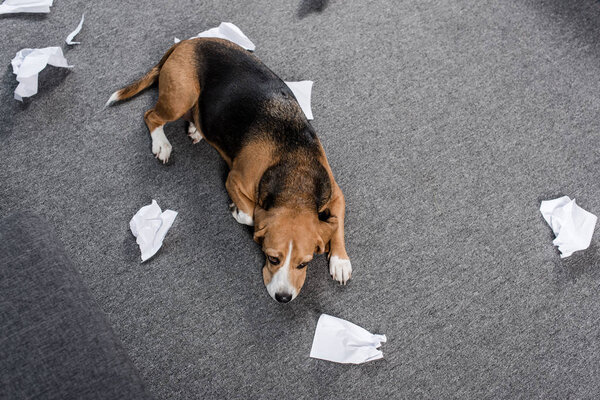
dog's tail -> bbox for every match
[105,42,181,107]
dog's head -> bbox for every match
[253,206,336,303]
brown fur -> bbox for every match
[143,42,201,133]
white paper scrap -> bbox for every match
[174,22,255,51]
[285,81,314,120]
[130,200,178,262]
[66,13,85,45]
[310,314,387,364]
[0,0,53,14]
[11,47,73,101]
[540,196,597,258]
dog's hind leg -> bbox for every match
[180,102,203,144]
[188,122,203,144]
[187,101,203,144]
[143,43,200,163]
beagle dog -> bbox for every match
[107,38,351,302]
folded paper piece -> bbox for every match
[285,81,314,120]
[66,13,85,45]
[0,0,53,14]
[540,196,597,258]
[310,314,387,364]
[11,47,73,101]
[174,22,255,51]
[130,200,178,262]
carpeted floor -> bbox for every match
[2,0,600,398]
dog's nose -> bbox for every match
[275,293,292,303]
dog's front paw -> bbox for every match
[229,203,254,226]
[329,256,352,285]
[188,123,202,144]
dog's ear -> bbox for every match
[257,164,283,211]
[253,225,267,245]
[253,207,268,245]
[315,210,338,254]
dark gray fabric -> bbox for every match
[0,213,152,400]
[2,0,600,399]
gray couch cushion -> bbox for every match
[0,213,152,400]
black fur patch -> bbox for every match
[258,157,331,211]
[258,162,287,210]
[194,40,313,159]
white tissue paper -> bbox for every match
[174,22,255,51]
[0,0,53,14]
[540,196,597,258]
[285,81,314,120]
[310,314,387,364]
[65,13,85,45]
[130,200,178,262]
[11,47,73,101]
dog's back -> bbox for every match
[193,39,318,161]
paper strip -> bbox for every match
[66,13,85,45]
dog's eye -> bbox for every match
[268,256,280,265]
[297,263,307,269]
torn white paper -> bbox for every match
[285,81,314,120]
[540,196,597,258]
[66,13,85,45]
[130,200,178,262]
[0,0,53,14]
[11,47,73,101]
[310,314,387,364]
[174,22,255,51]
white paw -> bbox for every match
[151,127,172,163]
[229,203,254,226]
[329,256,352,285]
[188,123,202,144]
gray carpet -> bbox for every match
[2,0,600,398]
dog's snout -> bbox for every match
[275,293,292,303]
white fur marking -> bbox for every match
[105,90,120,107]
[151,126,172,163]
[230,203,254,226]
[329,256,352,285]
[266,241,296,301]
[188,123,202,144]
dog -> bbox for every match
[107,38,351,302]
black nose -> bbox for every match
[275,293,292,303]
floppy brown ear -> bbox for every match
[316,215,338,254]
[253,225,267,245]
[253,207,268,245]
